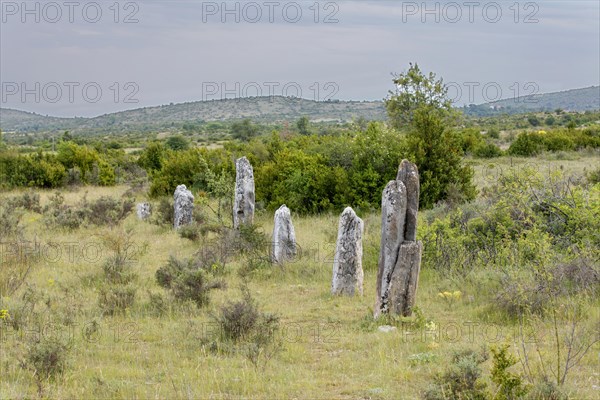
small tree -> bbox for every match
[385,63,476,208]
[296,116,310,135]
[231,119,259,141]
[166,135,190,151]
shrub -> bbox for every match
[487,128,500,139]
[151,197,174,226]
[149,148,210,197]
[178,223,202,241]
[491,344,528,399]
[100,230,138,284]
[43,193,134,229]
[7,191,41,213]
[525,377,567,400]
[0,203,23,237]
[98,285,137,315]
[508,132,544,156]
[474,142,503,158]
[424,348,489,400]
[25,339,69,381]
[42,192,87,230]
[156,255,225,307]
[85,196,134,226]
[214,286,261,342]
[587,166,600,184]
[171,269,224,307]
[211,285,281,369]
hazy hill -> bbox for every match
[0,97,387,134]
[2,87,598,134]
[463,86,600,116]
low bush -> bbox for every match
[474,142,503,158]
[423,347,489,400]
[7,191,42,213]
[210,285,281,369]
[98,285,137,316]
[156,255,225,307]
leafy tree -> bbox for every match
[231,119,259,141]
[385,63,476,208]
[296,116,311,135]
[61,131,73,142]
[149,148,210,197]
[138,141,166,172]
[527,115,540,127]
[385,63,454,129]
[166,135,190,151]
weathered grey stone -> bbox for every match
[233,156,255,229]
[331,207,364,296]
[396,159,420,242]
[375,180,407,314]
[271,205,297,264]
[386,241,422,316]
[375,159,423,318]
[174,185,194,229]
[136,202,151,220]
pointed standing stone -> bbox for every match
[375,159,422,318]
[271,205,297,264]
[375,180,407,314]
[396,160,420,242]
[331,207,364,296]
[233,157,255,229]
[174,185,194,229]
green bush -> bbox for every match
[25,338,69,380]
[424,348,489,400]
[98,285,137,315]
[491,345,528,399]
[474,142,503,158]
[156,255,225,307]
[149,148,210,197]
[508,132,544,156]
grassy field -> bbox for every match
[1,153,599,399]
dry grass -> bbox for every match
[1,161,598,399]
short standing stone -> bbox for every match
[271,205,297,264]
[396,160,419,242]
[136,202,151,220]
[173,185,194,229]
[233,157,255,229]
[375,180,407,315]
[331,207,364,296]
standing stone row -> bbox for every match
[375,160,422,317]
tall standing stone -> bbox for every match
[375,159,422,318]
[174,185,194,229]
[233,157,255,229]
[396,160,420,242]
[271,205,297,264]
[331,207,364,296]
[136,202,151,220]
[375,180,407,314]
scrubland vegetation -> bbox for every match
[1,65,598,399]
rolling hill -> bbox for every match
[1,86,598,134]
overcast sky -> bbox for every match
[1,0,599,117]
